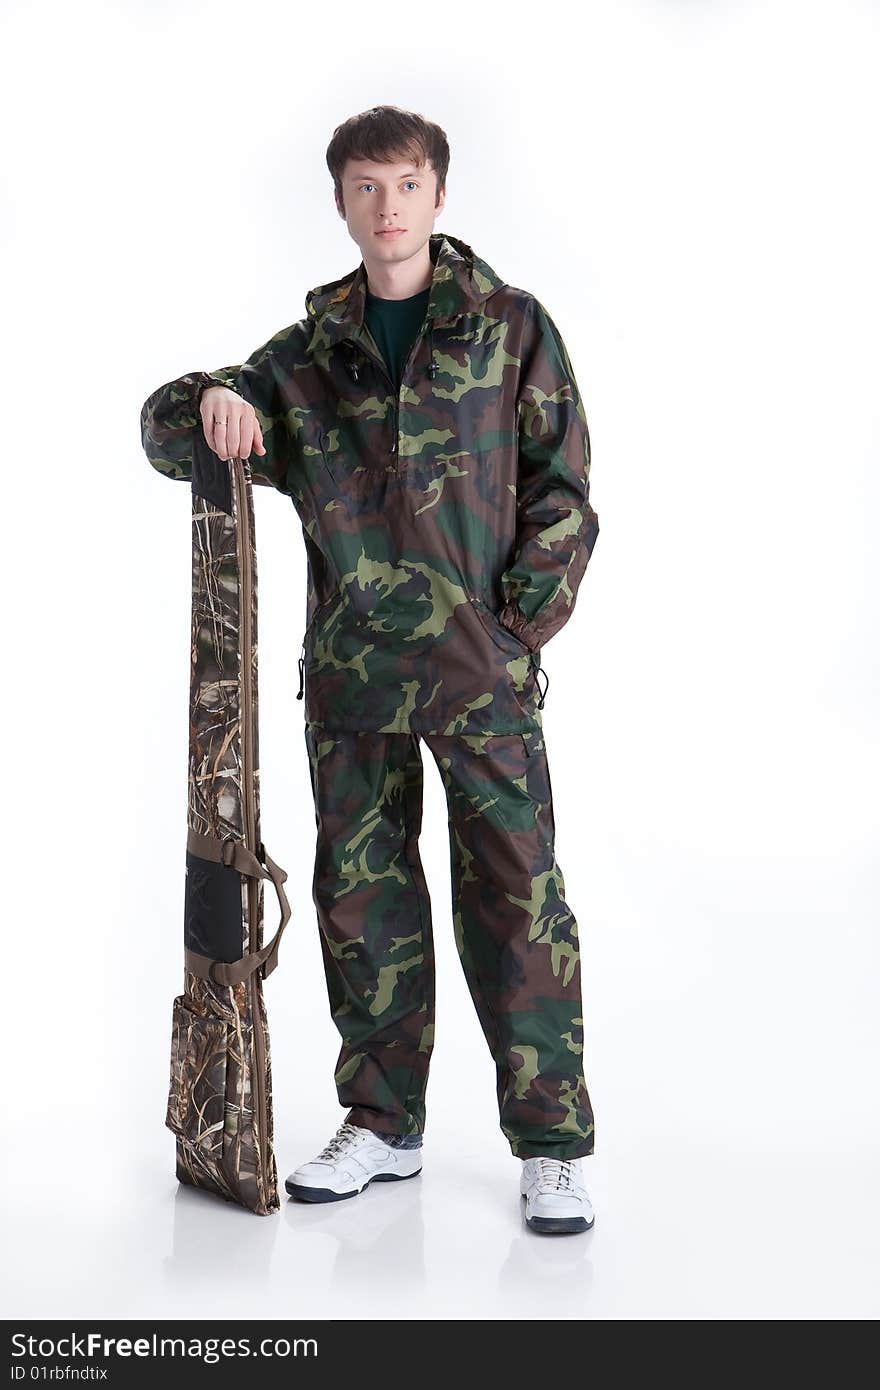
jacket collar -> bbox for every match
[303,232,506,357]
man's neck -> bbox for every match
[363,241,434,300]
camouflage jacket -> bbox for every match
[140,232,599,735]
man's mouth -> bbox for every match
[376,228,405,237]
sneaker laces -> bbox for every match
[534,1157,577,1192]
[316,1122,366,1161]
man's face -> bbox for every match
[336,155,445,264]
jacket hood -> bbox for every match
[303,232,507,363]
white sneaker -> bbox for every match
[285,1122,423,1203]
[520,1156,595,1234]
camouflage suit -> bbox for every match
[141,232,599,1159]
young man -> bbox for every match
[141,105,599,1236]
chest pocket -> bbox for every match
[317,424,397,512]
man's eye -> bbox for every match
[403,181,418,191]
[359,184,375,193]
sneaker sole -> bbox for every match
[285,1166,422,1204]
[522,1196,594,1234]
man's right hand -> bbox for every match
[200,385,267,461]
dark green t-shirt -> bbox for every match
[364,286,431,392]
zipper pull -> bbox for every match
[296,645,305,700]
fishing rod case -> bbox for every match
[163,431,291,1215]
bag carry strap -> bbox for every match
[184,827,292,987]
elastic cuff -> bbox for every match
[497,602,541,652]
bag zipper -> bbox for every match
[231,453,271,1204]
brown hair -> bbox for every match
[326,105,449,211]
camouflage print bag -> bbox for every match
[163,430,292,1216]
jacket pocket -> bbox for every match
[318,428,395,509]
[301,588,368,667]
[302,589,340,652]
[165,995,230,1161]
[469,596,532,657]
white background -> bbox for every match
[3,0,878,1320]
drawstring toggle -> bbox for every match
[529,652,549,709]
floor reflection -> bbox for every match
[282,1174,427,1290]
[163,1182,280,1295]
[498,1224,594,1315]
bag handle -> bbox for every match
[183,828,292,987]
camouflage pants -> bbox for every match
[303,721,595,1160]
